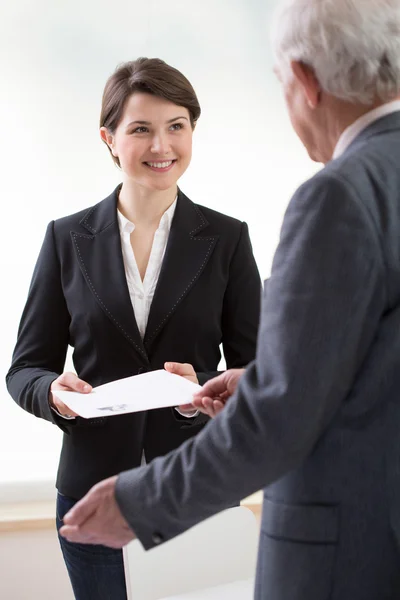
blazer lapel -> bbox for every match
[144,190,218,351]
[71,186,148,362]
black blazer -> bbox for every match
[6,187,261,499]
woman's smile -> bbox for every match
[143,159,177,172]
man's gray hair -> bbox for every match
[272,0,400,104]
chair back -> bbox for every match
[123,506,259,599]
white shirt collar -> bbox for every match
[333,100,400,160]
[117,196,177,235]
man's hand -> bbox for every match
[50,372,92,417]
[165,361,200,416]
[191,369,245,418]
[59,476,136,549]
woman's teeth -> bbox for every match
[146,161,173,168]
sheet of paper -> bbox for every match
[55,370,202,419]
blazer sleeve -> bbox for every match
[180,222,261,426]
[195,221,261,385]
[6,221,71,431]
[115,174,386,549]
[220,221,261,366]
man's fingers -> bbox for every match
[192,396,223,409]
[213,400,225,416]
[63,495,97,527]
[57,372,92,393]
[192,396,209,410]
[59,524,88,541]
[60,523,133,548]
[192,374,227,401]
[201,397,215,413]
[191,396,226,418]
[204,400,225,418]
[197,398,215,417]
[60,523,100,545]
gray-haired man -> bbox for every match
[61,1,400,597]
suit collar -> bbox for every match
[343,110,400,158]
[73,185,147,361]
[73,186,217,358]
[79,185,121,235]
[334,102,400,160]
[78,185,210,237]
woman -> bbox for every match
[6,57,261,599]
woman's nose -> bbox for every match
[150,133,171,155]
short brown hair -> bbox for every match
[100,57,201,167]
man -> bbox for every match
[60,0,400,597]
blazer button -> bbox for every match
[152,532,164,545]
[138,367,147,375]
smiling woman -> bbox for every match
[99,58,200,186]
[6,57,261,600]
[101,92,193,193]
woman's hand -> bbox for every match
[50,372,92,417]
[164,362,199,384]
[164,362,199,415]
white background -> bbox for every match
[0,0,319,488]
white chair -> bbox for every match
[123,506,259,600]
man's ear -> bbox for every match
[100,127,118,157]
[291,60,322,109]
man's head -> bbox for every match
[272,0,400,163]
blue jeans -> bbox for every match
[56,492,128,600]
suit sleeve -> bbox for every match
[6,221,71,431]
[115,174,385,549]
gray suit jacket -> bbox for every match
[116,112,400,600]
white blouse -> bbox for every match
[117,199,177,339]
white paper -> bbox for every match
[55,370,202,419]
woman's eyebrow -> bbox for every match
[125,120,151,127]
[166,116,189,123]
[125,116,188,128]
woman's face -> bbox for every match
[101,92,193,192]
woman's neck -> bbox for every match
[118,180,178,227]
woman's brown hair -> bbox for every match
[100,57,201,166]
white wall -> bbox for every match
[0,526,74,599]
[0,0,319,490]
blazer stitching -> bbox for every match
[71,233,147,358]
[146,238,215,342]
[82,205,98,233]
[97,221,115,234]
[72,232,95,240]
[190,204,208,236]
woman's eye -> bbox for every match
[170,122,183,131]
[132,126,148,134]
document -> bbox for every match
[55,370,202,418]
